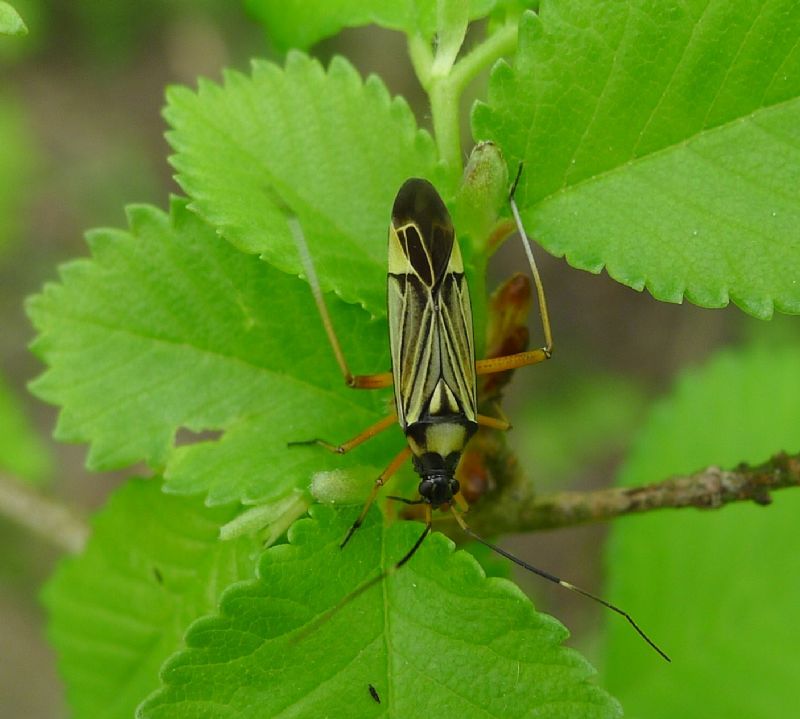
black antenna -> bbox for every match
[450,508,670,662]
[499,165,669,660]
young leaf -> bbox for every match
[0,1,27,36]
[27,199,396,504]
[604,344,800,717]
[43,478,262,719]
[244,0,496,52]
[433,0,470,75]
[139,504,620,719]
[474,2,800,318]
[165,52,441,316]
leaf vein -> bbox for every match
[632,0,714,156]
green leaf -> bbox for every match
[139,504,620,719]
[0,372,50,483]
[165,52,441,316]
[604,343,800,717]
[0,1,27,36]
[474,2,800,318]
[245,0,496,51]
[28,199,396,504]
[43,478,262,719]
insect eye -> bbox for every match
[418,479,434,498]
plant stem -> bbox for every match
[429,77,462,174]
[450,449,800,537]
[449,22,518,95]
[409,21,520,177]
[5,447,799,553]
[0,473,89,553]
[407,33,433,89]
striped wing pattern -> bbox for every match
[387,179,477,429]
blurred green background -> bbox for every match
[0,2,788,716]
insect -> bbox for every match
[292,161,669,662]
[368,684,381,704]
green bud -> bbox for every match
[454,141,509,251]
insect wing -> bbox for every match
[387,179,477,428]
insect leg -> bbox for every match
[288,412,397,454]
[476,163,555,379]
[393,503,432,568]
[475,180,554,377]
[293,507,432,644]
[348,372,393,389]
[292,218,393,390]
[453,492,470,513]
[340,446,413,548]
[476,413,511,431]
[475,349,551,375]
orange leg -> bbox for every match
[476,413,511,431]
[293,504,432,644]
[453,492,469,513]
[348,372,393,389]
[340,446,413,548]
[476,166,555,377]
[475,348,551,375]
[294,221,393,391]
[288,412,397,454]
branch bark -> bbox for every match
[2,448,798,554]
[0,472,89,553]
[455,274,800,536]
[460,449,800,536]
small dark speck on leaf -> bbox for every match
[368,683,380,704]
[174,426,223,447]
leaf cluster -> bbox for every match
[24,1,800,718]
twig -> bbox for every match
[3,448,798,554]
[459,450,800,536]
[0,472,89,553]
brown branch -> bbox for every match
[3,436,797,553]
[458,450,800,536]
[449,277,800,535]
[0,472,89,554]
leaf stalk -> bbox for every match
[409,21,520,176]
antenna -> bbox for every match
[450,508,670,662]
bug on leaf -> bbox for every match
[292,157,669,662]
